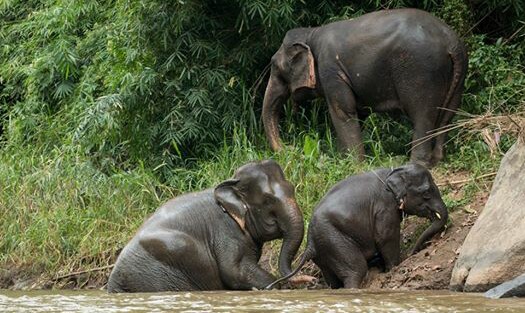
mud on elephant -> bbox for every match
[267,163,448,289]
[107,160,305,292]
[262,8,468,167]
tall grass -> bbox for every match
[0,145,173,278]
[0,126,401,283]
[0,120,508,287]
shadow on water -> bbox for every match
[0,289,524,312]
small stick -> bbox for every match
[506,114,523,132]
[437,172,497,187]
[53,264,115,281]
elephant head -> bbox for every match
[214,160,304,276]
[385,163,448,254]
[262,28,317,151]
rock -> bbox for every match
[450,141,525,292]
[484,273,525,298]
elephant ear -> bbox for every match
[214,179,248,233]
[385,167,407,201]
[289,42,316,93]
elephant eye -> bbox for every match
[422,191,431,199]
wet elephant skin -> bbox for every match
[267,163,448,289]
[107,160,304,292]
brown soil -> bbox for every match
[0,263,111,290]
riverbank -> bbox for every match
[3,164,497,291]
[0,134,403,290]
[365,185,490,290]
[3,110,521,291]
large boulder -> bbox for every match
[450,141,525,292]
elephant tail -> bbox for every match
[264,238,316,290]
[436,41,468,129]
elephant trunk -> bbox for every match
[277,198,304,277]
[411,203,448,254]
[265,227,316,289]
[262,74,289,151]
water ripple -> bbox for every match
[0,289,523,313]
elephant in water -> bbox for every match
[262,8,468,167]
[267,163,448,289]
[107,160,307,292]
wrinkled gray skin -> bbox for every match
[263,8,468,167]
[107,160,304,292]
[266,163,448,289]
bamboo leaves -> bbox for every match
[0,0,524,171]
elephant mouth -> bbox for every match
[252,213,280,241]
[425,205,444,221]
[414,205,440,220]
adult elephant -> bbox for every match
[262,8,468,167]
[266,163,448,289]
[107,160,307,292]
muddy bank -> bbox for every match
[1,172,491,291]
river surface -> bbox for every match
[0,289,524,312]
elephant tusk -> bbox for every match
[435,212,441,220]
[399,198,405,210]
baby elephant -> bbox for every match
[107,160,305,292]
[267,163,448,289]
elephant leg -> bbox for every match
[340,251,368,289]
[319,266,343,289]
[324,81,365,159]
[220,255,276,290]
[315,226,368,288]
[393,56,449,167]
[430,92,462,166]
[408,114,436,167]
[139,230,223,291]
[374,215,401,271]
[431,134,445,167]
[376,237,401,271]
[241,264,277,290]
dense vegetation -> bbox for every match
[0,0,524,287]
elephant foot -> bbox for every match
[429,153,443,168]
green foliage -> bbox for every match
[0,144,174,273]
[0,0,524,285]
[463,35,525,114]
[1,0,523,170]
[0,0,378,171]
[437,0,473,36]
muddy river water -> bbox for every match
[0,289,524,312]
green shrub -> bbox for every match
[463,35,525,114]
